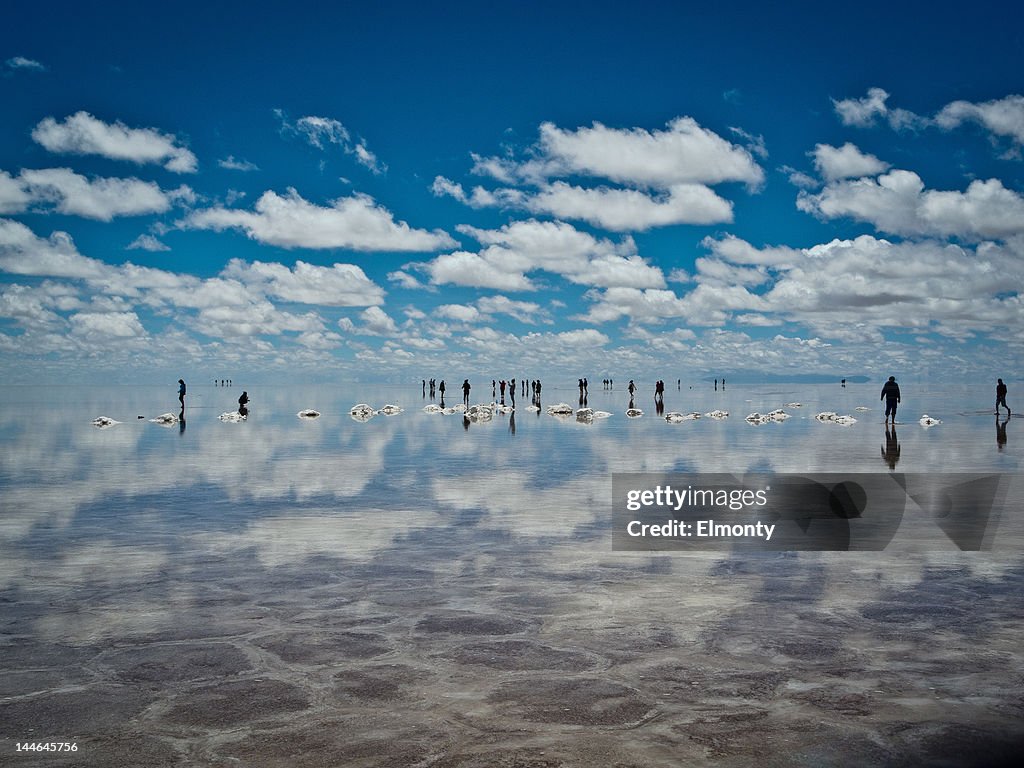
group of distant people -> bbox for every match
[423,377,544,408]
[170,375,1013,437]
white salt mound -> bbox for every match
[218,411,246,422]
[91,416,120,428]
[626,408,643,418]
[919,414,942,427]
[150,413,178,425]
[297,409,321,419]
[378,404,404,415]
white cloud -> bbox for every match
[126,234,170,252]
[0,171,33,213]
[69,311,146,339]
[294,115,350,148]
[696,234,1024,341]
[359,306,399,335]
[530,118,764,189]
[797,170,1024,240]
[218,156,259,171]
[0,219,111,279]
[832,87,924,130]
[418,219,664,291]
[387,270,429,290]
[430,176,504,208]
[32,111,197,173]
[183,188,455,251]
[435,303,481,322]
[5,56,46,71]
[337,306,400,336]
[518,181,733,231]
[279,113,387,173]
[440,118,759,233]
[936,94,1024,144]
[16,168,176,221]
[222,258,385,306]
[476,295,547,324]
[811,143,890,181]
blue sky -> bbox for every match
[1,1,1022,383]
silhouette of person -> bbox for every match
[714,378,718,391]
[178,378,187,408]
[880,376,900,425]
[422,379,426,397]
[462,378,471,407]
[841,378,846,387]
[492,379,496,398]
[722,378,726,390]
[238,391,249,417]
[583,377,588,394]
[499,379,506,404]
[881,425,900,470]
[628,380,636,396]
[996,378,1010,416]
[655,380,664,402]
[439,379,446,399]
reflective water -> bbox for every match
[1,382,1022,766]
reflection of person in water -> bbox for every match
[880,376,900,425]
[997,415,1008,451]
[996,378,1010,416]
[238,390,249,417]
[881,425,900,470]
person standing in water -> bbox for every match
[880,376,900,425]
[178,378,187,408]
[462,378,471,407]
[996,378,1011,416]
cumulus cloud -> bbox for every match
[10,168,182,221]
[435,303,481,323]
[797,170,1024,240]
[0,219,111,279]
[517,181,733,231]
[832,87,924,130]
[69,310,146,339]
[527,118,764,188]
[936,94,1024,145]
[126,234,170,252]
[438,118,760,233]
[811,143,890,181]
[183,188,455,251]
[222,258,385,306]
[416,219,664,291]
[338,306,400,336]
[32,111,197,173]
[695,234,1024,341]
[476,295,548,324]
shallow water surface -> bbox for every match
[1,382,1022,766]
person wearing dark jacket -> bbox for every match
[880,376,900,425]
[996,378,1010,416]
